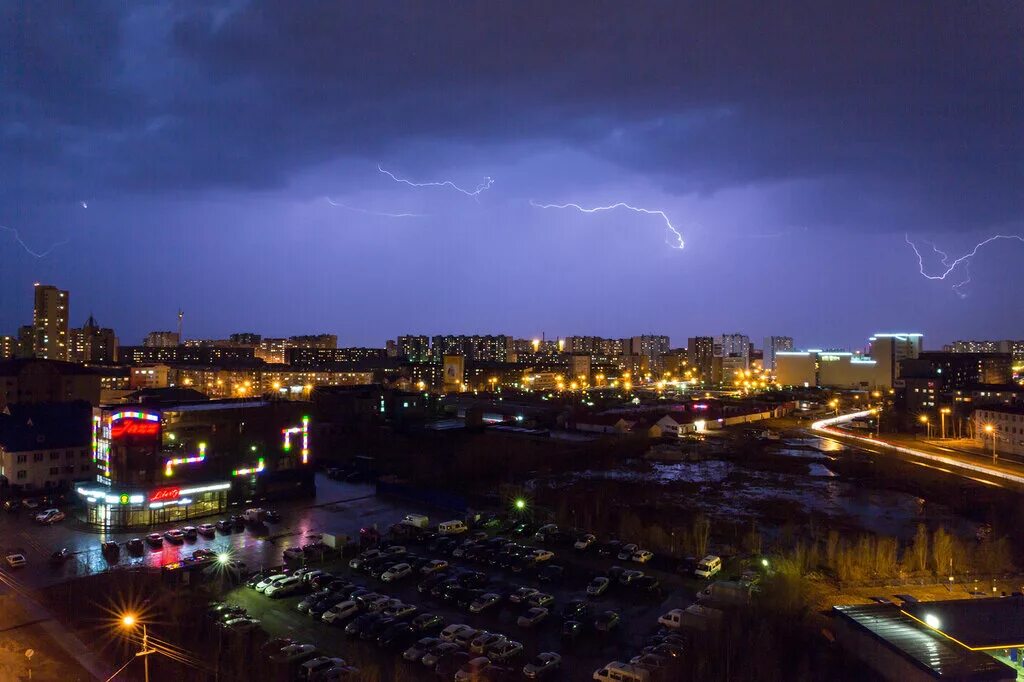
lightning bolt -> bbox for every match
[0,225,68,258]
[905,232,1024,294]
[529,200,685,250]
[378,164,493,198]
[324,197,424,218]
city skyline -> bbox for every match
[2,3,1021,349]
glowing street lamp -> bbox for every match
[984,423,997,463]
[919,414,931,439]
[939,407,951,439]
[119,614,155,682]
[514,498,526,512]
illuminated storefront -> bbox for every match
[80,399,314,528]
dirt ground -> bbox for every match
[0,595,94,682]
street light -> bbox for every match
[120,614,155,682]
[919,414,931,439]
[829,399,839,415]
[984,424,997,463]
[939,407,951,440]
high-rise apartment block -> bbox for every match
[687,336,715,382]
[397,335,430,362]
[763,336,794,370]
[31,284,69,361]
[144,331,180,348]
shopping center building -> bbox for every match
[77,398,315,527]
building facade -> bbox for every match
[396,335,430,363]
[78,399,315,527]
[69,315,118,364]
[687,337,715,383]
[144,331,181,348]
[0,402,94,493]
[31,284,69,361]
[973,405,1024,458]
[763,336,794,371]
[0,359,102,408]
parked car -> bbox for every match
[632,549,654,564]
[509,587,539,604]
[620,570,644,585]
[469,631,505,655]
[197,523,216,538]
[163,529,185,544]
[146,533,163,548]
[421,559,448,574]
[49,548,71,565]
[255,573,289,593]
[594,610,621,632]
[181,526,198,540]
[421,642,460,668]
[694,555,722,578]
[267,643,318,664]
[402,636,441,663]
[574,534,597,550]
[523,652,562,678]
[215,519,234,533]
[35,508,65,524]
[126,538,144,554]
[265,576,303,598]
[381,563,412,582]
[382,603,417,619]
[527,592,554,608]
[410,612,445,632]
[470,593,502,614]
[561,600,588,620]
[455,657,494,681]
[486,639,523,662]
[530,549,555,562]
[440,624,476,643]
[100,541,120,560]
[517,608,548,628]
[617,544,639,561]
[5,554,27,568]
[322,600,361,625]
[587,577,610,597]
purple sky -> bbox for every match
[1,2,1021,350]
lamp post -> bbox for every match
[919,414,930,439]
[984,424,997,464]
[939,407,951,440]
[830,399,839,416]
[120,615,155,682]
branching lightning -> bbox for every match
[905,232,1024,295]
[529,200,685,250]
[324,197,424,218]
[0,225,68,258]
[378,164,493,198]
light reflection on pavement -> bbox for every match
[0,475,422,590]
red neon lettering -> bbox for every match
[110,420,160,439]
[149,487,180,502]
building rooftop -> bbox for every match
[833,602,1014,680]
[0,401,92,452]
[903,596,1024,650]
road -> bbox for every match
[810,412,1024,489]
[0,475,422,591]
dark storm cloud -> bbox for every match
[3,1,1021,227]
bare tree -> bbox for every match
[693,514,711,557]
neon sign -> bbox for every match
[282,416,311,464]
[149,487,180,503]
[232,458,265,477]
[111,420,161,439]
[111,411,160,423]
[163,442,207,477]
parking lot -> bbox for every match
[220,516,707,680]
[0,475,420,590]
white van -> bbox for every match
[593,661,650,682]
[402,514,430,529]
[438,520,468,535]
[657,608,685,630]
[694,554,722,578]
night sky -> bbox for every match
[2,2,1021,349]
